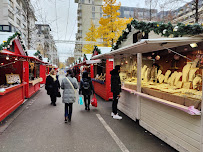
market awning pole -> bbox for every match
[161,46,193,62]
[136,53,142,120]
[201,69,203,151]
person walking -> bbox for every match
[61,70,78,123]
[79,71,95,111]
[110,65,122,120]
[45,69,60,106]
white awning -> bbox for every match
[91,37,203,60]
[86,59,101,64]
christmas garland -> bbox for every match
[112,19,203,50]
[84,54,87,60]
[92,46,101,54]
[0,32,26,52]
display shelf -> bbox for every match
[122,87,201,115]
[0,83,27,96]
[29,78,43,86]
[92,78,105,84]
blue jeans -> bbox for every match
[65,103,73,120]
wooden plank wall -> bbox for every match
[118,90,137,121]
[140,97,201,152]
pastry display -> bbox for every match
[164,70,171,83]
[141,65,147,80]
[193,76,201,89]
[174,72,182,85]
[182,63,191,82]
[189,68,198,82]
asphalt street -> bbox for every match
[0,75,177,152]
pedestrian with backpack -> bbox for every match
[79,71,95,110]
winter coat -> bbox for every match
[45,75,60,96]
[61,76,78,103]
[79,77,95,96]
[110,69,121,95]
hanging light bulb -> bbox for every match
[6,55,9,60]
[155,55,160,60]
[190,43,198,48]
[125,60,128,64]
[15,57,18,61]
[1,63,4,65]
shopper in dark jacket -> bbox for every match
[79,71,95,110]
[110,65,122,120]
[45,69,60,106]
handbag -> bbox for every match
[91,94,97,107]
[78,95,83,105]
[57,91,61,97]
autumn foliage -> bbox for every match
[97,0,133,47]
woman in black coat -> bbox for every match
[79,71,95,110]
[45,69,60,106]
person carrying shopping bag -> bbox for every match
[61,69,78,123]
[45,69,60,106]
[79,71,95,111]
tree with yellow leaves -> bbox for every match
[97,0,133,47]
[82,21,98,54]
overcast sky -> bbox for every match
[31,0,190,62]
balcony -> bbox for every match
[77,14,82,20]
[77,5,82,12]
[78,20,82,26]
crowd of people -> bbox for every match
[45,65,122,124]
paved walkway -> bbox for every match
[0,75,177,152]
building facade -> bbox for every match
[172,0,203,24]
[0,0,37,49]
[119,6,158,21]
[35,24,59,66]
[74,0,103,59]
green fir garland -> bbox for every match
[92,46,101,54]
[0,32,26,52]
[112,19,203,50]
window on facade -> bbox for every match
[8,10,14,20]
[100,13,103,18]
[9,0,14,8]
[92,6,95,11]
[92,12,95,18]
[89,0,91,3]
[100,7,102,12]
[16,7,21,16]
[17,18,21,26]
[92,0,94,4]
[16,0,21,6]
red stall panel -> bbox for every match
[0,83,26,122]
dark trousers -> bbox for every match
[112,93,118,115]
[50,95,57,104]
[84,95,90,108]
[65,103,73,120]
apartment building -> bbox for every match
[0,0,36,49]
[172,0,203,24]
[74,0,103,59]
[119,6,158,21]
[35,24,59,66]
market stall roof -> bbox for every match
[91,37,203,60]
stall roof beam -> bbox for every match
[91,37,203,60]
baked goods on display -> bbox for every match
[168,71,178,86]
[182,63,191,82]
[174,72,182,85]
[158,74,165,83]
[141,65,147,80]
[189,68,198,82]
[157,70,162,79]
[191,58,199,68]
[193,76,201,89]
[164,70,171,83]
[183,82,191,89]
